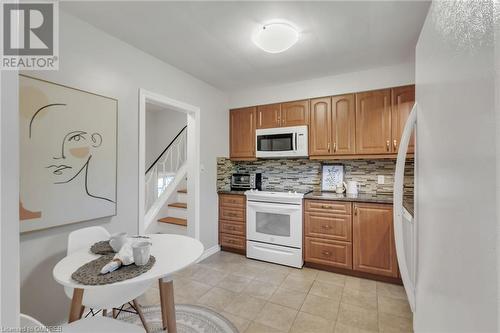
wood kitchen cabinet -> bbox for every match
[355,89,392,155]
[310,94,355,157]
[219,194,246,253]
[229,107,256,160]
[304,200,353,269]
[332,94,356,155]
[391,85,415,153]
[353,203,398,277]
[257,103,281,129]
[280,100,309,127]
[309,97,331,156]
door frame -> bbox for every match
[138,89,200,240]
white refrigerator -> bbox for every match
[393,1,497,332]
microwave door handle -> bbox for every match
[294,133,297,151]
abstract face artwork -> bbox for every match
[19,75,117,232]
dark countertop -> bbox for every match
[403,196,414,216]
[217,190,247,195]
[304,192,393,204]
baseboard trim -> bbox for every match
[197,245,221,262]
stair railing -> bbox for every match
[145,126,187,213]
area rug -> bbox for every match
[117,304,239,333]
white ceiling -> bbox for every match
[62,1,430,92]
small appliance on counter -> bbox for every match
[231,173,262,191]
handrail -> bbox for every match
[146,125,187,174]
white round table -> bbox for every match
[53,234,204,333]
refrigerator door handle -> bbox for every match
[394,103,417,313]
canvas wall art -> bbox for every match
[19,75,117,232]
[321,164,344,191]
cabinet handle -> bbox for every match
[327,143,331,152]
[321,250,331,256]
[386,140,390,151]
[333,142,337,153]
[354,207,358,216]
[322,205,332,209]
[321,225,332,230]
[393,139,397,151]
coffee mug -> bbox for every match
[132,241,151,266]
[109,232,127,252]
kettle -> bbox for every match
[345,181,359,195]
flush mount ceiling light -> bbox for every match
[253,22,299,54]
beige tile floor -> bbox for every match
[137,251,413,333]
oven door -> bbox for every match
[246,200,302,248]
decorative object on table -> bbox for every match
[100,240,136,274]
[117,304,239,333]
[109,232,128,252]
[19,75,118,233]
[321,164,344,191]
[71,254,156,285]
[132,242,152,266]
[90,240,115,255]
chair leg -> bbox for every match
[112,308,117,318]
[133,299,150,333]
[102,309,107,317]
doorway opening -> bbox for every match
[138,89,200,241]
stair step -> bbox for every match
[168,202,187,209]
[177,189,187,193]
[158,217,187,226]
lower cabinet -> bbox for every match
[304,237,352,269]
[218,194,246,253]
[304,199,399,281]
[353,203,398,277]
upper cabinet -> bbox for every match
[310,94,355,157]
[355,89,392,155]
[391,85,415,153]
[332,94,356,155]
[230,107,256,160]
[257,103,281,129]
[309,97,331,156]
[281,100,310,127]
[228,85,415,160]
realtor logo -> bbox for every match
[1,1,58,70]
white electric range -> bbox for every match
[245,190,304,268]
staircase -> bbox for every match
[144,126,188,234]
[158,189,188,227]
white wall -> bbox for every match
[19,10,228,325]
[0,72,20,327]
[145,106,187,168]
[229,62,414,108]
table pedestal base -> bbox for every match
[159,278,177,333]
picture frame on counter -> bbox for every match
[321,164,344,191]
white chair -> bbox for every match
[21,313,143,333]
[64,227,151,331]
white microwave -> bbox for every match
[256,125,308,158]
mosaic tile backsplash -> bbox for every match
[217,157,414,195]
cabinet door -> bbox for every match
[391,85,415,153]
[257,103,281,129]
[353,203,398,277]
[309,97,331,156]
[230,107,256,159]
[355,89,392,154]
[331,94,356,155]
[281,100,309,127]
